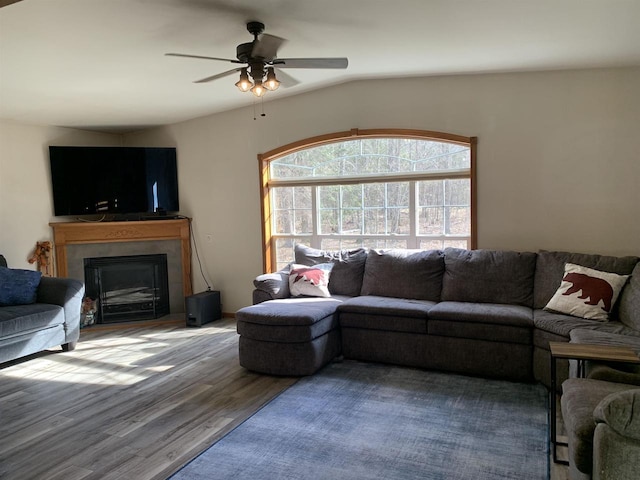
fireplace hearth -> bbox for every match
[84,254,170,323]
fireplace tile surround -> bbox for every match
[71,242,181,314]
[50,219,192,315]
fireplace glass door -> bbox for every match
[84,254,169,323]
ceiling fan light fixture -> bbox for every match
[251,80,266,97]
[264,67,280,91]
[167,22,348,100]
[235,68,253,92]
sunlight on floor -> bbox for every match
[1,322,236,386]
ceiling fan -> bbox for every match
[0,0,23,7]
[165,21,348,97]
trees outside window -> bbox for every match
[260,129,476,272]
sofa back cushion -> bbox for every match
[360,249,444,301]
[294,244,367,297]
[533,251,639,310]
[442,248,537,307]
[619,262,640,331]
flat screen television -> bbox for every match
[49,146,179,217]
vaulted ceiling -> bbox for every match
[1,0,639,132]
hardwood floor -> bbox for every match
[1,318,569,480]
[0,318,296,480]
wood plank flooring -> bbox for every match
[1,317,569,480]
[0,317,296,480]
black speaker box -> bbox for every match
[185,290,221,327]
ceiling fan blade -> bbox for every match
[273,69,300,88]
[194,68,243,84]
[273,58,348,69]
[0,0,23,7]
[166,53,240,63]
[251,34,287,61]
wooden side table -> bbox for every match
[549,341,640,464]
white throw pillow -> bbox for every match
[544,263,630,321]
[288,263,333,298]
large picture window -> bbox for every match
[259,129,477,272]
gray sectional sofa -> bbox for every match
[0,254,84,364]
[239,246,639,382]
[236,244,640,479]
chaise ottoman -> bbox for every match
[236,296,345,376]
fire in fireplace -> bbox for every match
[84,254,170,323]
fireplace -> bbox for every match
[84,254,170,323]
[50,219,192,316]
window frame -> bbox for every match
[259,128,477,273]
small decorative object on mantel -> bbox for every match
[81,296,98,328]
[27,241,53,276]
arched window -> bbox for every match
[259,129,477,272]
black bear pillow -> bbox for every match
[544,263,629,321]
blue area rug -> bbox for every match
[171,361,549,480]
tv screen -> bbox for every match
[49,146,179,216]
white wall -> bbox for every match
[0,121,119,269]
[2,68,638,313]
[125,67,640,313]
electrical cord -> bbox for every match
[188,218,212,291]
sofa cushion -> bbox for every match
[441,248,537,307]
[0,303,64,338]
[237,296,342,343]
[427,302,532,344]
[570,328,640,351]
[428,301,533,327]
[339,312,428,334]
[295,244,367,297]
[338,296,433,334]
[360,249,444,301]
[0,267,42,306]
[544,263,630,321]
[289,263,333,298]
[569,329,640,385]
[619,262,640,331]
[338,295,435,318]
[533,250,638,310]
[533,309,640,339]
[236,297,344,327]
[582,365,640,388]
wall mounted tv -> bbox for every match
[49,146,179,217]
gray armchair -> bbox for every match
[562,378,640,480]
[592,389,640,480]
